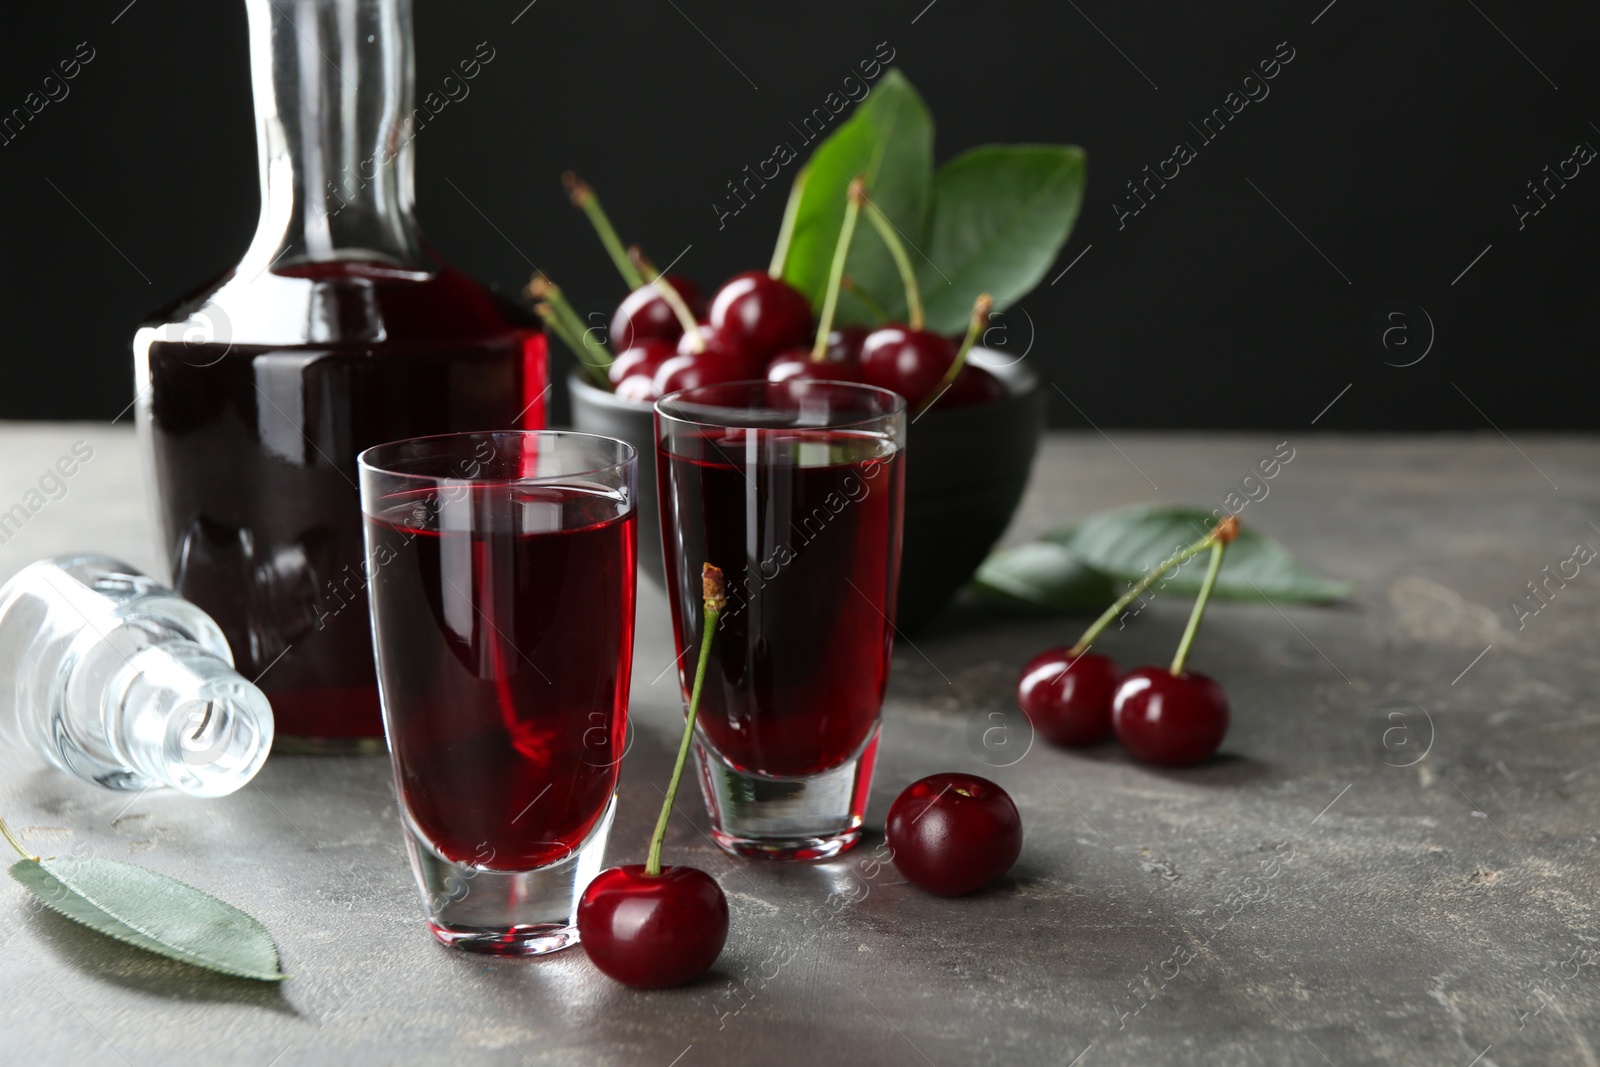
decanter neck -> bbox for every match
[242,0,429,274]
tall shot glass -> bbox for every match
[358,431,637,954]
[655,381,906,860]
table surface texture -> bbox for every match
[0,424,1596,1067]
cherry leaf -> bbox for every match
[1055,505,1349,602]
[9,856,286,982]
[780,69,934,322]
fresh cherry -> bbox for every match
[607,338,677,388]
[857,326,958,409]
[610,274,707,351]
[766,344,859,384]
[935,363,1006,410]
[708,271,813,362]
[885,773,1023,896]
[825,325,870,363]
[614,373,661,403]
[1015,649,1120,747]
[654,325,760,395]
[576,864,729,989]
[1111,667,1230,767]
[578,565,731,989]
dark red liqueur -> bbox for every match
[364,484,635,868]
[657,429,903,777]
[141,260,548,741]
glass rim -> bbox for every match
[356,429,637,487]
[654,378,907,432]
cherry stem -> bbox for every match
[564,172,646,290]
[769,166,808,279]
[532,277,613,366]
[1068,515,1241,657]
[0,814,39,862]
[647,565,725,878]
[841,277,888,324]
[914,293,991,418]
[860,195,924,330]
[535,303,612,390]
[630,247,705,354]
[1171,539,1228,676]
[811,178,865,360]
[528,277,612,384]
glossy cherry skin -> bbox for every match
[1015,649,1120,747]
[885,773,1023,896]
[653,346,756,397]
[1111,667,1230,767]
[674,321,753,366]
[607,338,677,388]
[934,363,1006,410]
[609,274,707,352]
[614,373,661,403]
[708,271,813,362]
[577,864,728,989]
[825,325,870,363]
[766,345,860,384]
[857,326,958,409]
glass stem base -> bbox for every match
[403,795,615,956]
[696,727,878,861]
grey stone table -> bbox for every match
[1,424,1596,1067]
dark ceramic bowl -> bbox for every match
[567,351,1044,630]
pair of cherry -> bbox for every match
[765,176,1000,410]
[1016,651,1229,766]
[1015,518,1242,767]
[768,322,1003,409]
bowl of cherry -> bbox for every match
[568,267,1044,629]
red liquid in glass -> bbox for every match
[141,261,547,742]
[365,485,635,869]
[657,430,903,778]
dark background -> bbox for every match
[1,0,1595,429]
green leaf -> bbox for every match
[10,856,286,982]
[780,70,933,323]
[918,145,1087,333]
[972,540,1117,612]
[1055,504,1349,602]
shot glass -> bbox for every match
[655,381,906,860]
[358,431,637,954]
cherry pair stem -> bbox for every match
[645,564,725,878]
[1069,516,1240,676]
[565,173,705,355]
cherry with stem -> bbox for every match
[629,246,705,354]
[577,564,730,989]
[1112,517,1238,767]
[1017,516,1239,748]
[708,170,813,362]
[766,176,865,383]
[915,293,991,417]
[855,191,986,408]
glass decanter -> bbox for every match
[133,0,547,751]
